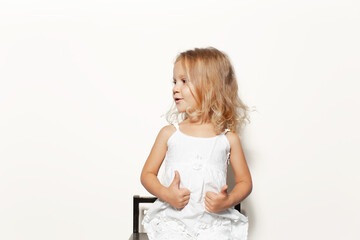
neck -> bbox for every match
[185,115,211,125]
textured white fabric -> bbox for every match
[143,123,248,240]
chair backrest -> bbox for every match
[132,195,241,233]
[133,195,157,233]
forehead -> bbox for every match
[173,60,187,78]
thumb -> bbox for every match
[170,170,180,188]
[220,185,228,194]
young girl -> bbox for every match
[141,47,252,240]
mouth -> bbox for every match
[174,98,183,103]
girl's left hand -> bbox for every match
[204,185,231,213]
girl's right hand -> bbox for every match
[165,170,191,209]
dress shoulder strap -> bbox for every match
[172,122,179,131]
[222,129,230,135]
[222,129,231,165]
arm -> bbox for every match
[226,131,253,206]
[205,132,252,213]
[140,125,190,209]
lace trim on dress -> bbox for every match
[143,214,234,240]
[143,212,248,240]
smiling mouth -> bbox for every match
[175,98,183,103]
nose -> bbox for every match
[173,83,180,94]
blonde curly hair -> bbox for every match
[166,47,251,135]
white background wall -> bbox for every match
[1,0,359,239]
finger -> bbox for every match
[180,188,191,196]
[179,192,190,199]
[181,200,189,206]
[205,204,212,213]
[180,194,190,202]
[205,191,216,200]
[182,195,190,201]
[171,170,180,188]
[204,199,209,210]
[181,200,189,208]
[180,196,189,203]
[204,196,212,207]
[220,185,228,194]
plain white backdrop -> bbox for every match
[0,0,359,239]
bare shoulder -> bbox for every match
[142,124,177,176]
[156,124,176,144]
[159,124,176,137]
[225,131,242,148]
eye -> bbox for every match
[172,78,187,85]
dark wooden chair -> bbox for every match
[129,195,157,240]
[129,195,241,240]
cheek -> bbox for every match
[182,88,191,98]
[182,85,199,107]
[184,86,196,99]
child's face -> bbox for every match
[172,60,198,113]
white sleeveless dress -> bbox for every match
[142,123,248,240]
